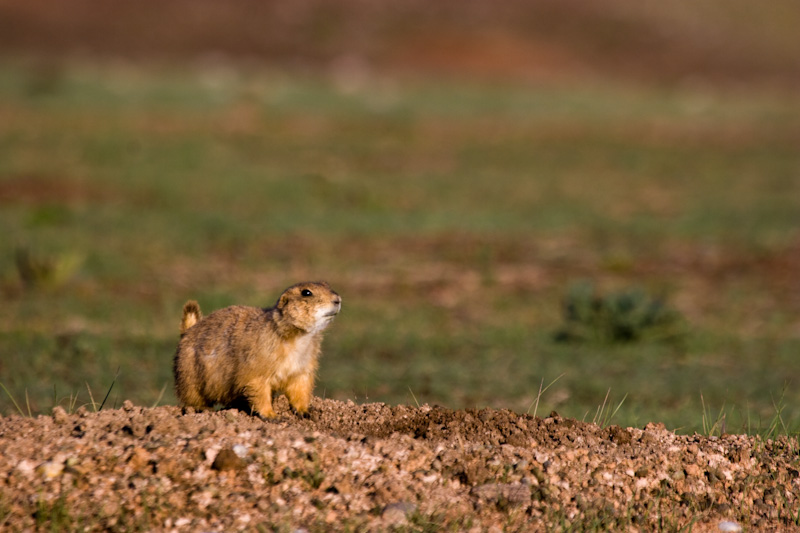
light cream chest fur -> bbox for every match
[271,333,316,384]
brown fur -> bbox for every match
[173,281,341,418]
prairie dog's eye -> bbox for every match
[301,289,313,297]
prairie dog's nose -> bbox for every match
[332,295,342,307]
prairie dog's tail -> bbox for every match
[181,300,202,334]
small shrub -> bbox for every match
[15,244,82,290]
[553,281,684,344]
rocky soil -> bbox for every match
[1,398,798,532]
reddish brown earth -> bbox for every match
[1,0,799,87]
[1,398,798,531]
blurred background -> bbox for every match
[1,0,799,433]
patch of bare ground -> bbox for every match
[1,398,797,531]
[0,173,159,209]
[1,0,799,87]
[0,174,109,207]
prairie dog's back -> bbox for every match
[176,305,269,406]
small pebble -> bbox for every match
[212,447,245,471]
[382,502,416,525]
[52,406,69,424]
[38,461,64,479]
[232,444,248,458]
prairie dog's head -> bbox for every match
[276,281,342,333]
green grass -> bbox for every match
[1,61,799,434]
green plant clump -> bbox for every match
[554,281,684,344]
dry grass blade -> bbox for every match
[99,367,121,411]
[526,373,565,418]
[86,382,98,412]
[151,383,168,408]
[1,383,26,417]
[407,386,420,409]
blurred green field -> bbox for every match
[1,62,799,433]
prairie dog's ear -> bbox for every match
[278,293,289,309]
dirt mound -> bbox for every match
[1,398,797,531]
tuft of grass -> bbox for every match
[762,385,791,440]
[701,393,727,437]
[33,491,73,532]
[1,383,31,417]
[406,510,448,533]
[591,389,629,428]
[52,385,83,414]
[302,453,326,490]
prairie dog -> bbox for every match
[173,281,341,418]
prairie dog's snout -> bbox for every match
[322,293,342,316]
